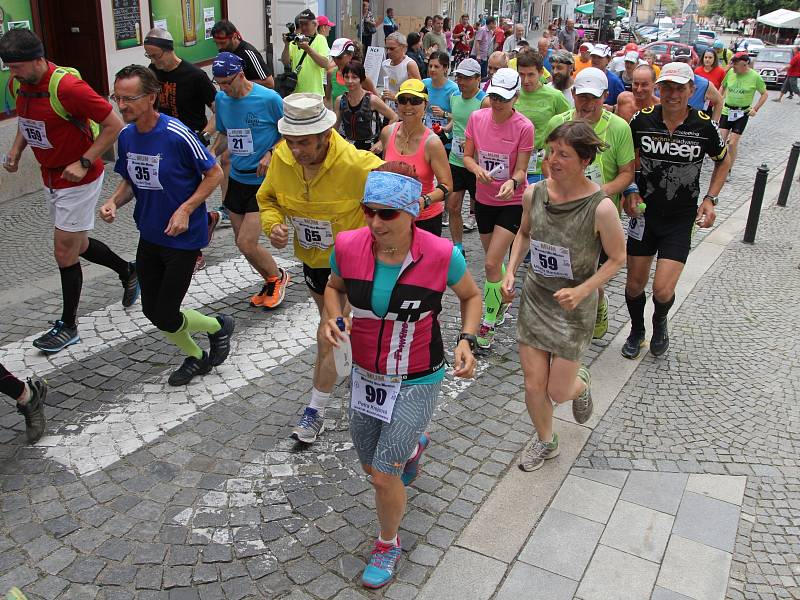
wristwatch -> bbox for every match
[457,333,477,352]
[422,194,432,208]
[79,156,92,169]
[703,194,718,206]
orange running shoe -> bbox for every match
[251,268,290,308]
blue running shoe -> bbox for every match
[291,407,325,443]
[401,432,430,486]
[362,538,402,588]
[32,321,79,353]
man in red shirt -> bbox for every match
[0,29,137,353]
[772,46,800,103]
[452,14,475,65]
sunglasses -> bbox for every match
[397,95,425,105]
[488,93,513,103]
[362,205,406,220]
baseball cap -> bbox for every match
[624,42,639,51]
[454,57,482,77]
[732,51,750,62]
[573,67,608,96]
[655,61,694,84]
[486,68,521,99]
[624,50,639,63]
[590,43,611,58]
[317,15,335,27]
[579,42,593,52]
[295,9,315,25]
[212,52,244,77]
[397,78,429,100]
[673,47,692,62]
[330,38,355,57]
[713,39,724,48]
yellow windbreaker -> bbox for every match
[257,130,384,268]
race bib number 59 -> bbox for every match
[530,239,574,279]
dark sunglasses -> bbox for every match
[362,205,404,220]
[488,93,513,103]
[397,95,425,105]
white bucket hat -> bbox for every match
[278,93,337,136]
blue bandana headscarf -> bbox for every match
[362,171,422,217]
[212,52,244,77]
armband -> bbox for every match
[435,183,450,200]
[623,183,640,197]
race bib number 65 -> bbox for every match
[292,217,334,250]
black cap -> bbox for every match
[295,9,316,25]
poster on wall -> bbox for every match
[113,0,143,50]
[0,1,36,110]
[150,0,222,63]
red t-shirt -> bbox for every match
[452,24,474,53]
[694,65,726,90]
[15,62,112,189]
[493,28,505,51]
[787,52,800,78]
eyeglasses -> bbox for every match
[110,93,149,104]
[143,50,164,60]
[488,93,513,103]
[397,95,425,105]
[213,74,239,87]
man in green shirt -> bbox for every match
[719,52,768,176]
[544,67,635,339]
[280,9,330,96]
[514,50,570,185]
[423,15,447,54]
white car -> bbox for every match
[736,37,765,55]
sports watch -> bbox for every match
[458,333,477,352]
[79,156,92,169]
[703,194,718,206]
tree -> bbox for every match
[702,0,800,21]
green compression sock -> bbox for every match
[161,315,203,359]
[483,279,503,324]
[182,308,221,335]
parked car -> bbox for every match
[735,37,765,55]
[698,29,717,40]
[753,46,794,88]
[638,41,699,67]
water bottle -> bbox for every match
[332,317,352,377]
[634,201,646,217]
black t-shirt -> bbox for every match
[630,105,727,218]
[150,61,216,132]
[233,40,273,82]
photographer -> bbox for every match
[280,9,330,96]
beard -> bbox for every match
[552,72,570,90]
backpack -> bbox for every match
[6,66,100,140]
[339,92,381,143]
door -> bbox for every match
[38,0,108,96]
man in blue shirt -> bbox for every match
[100,65,235,386]
[590,43,624,104]
[209,52,289,309]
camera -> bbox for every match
[284,22,309,44]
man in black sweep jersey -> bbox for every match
[621,62,730,359]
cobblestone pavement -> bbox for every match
[0,102,798,599]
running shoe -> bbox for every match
[259,268,290,310]
[208,315,235,366]
[621,329,646,360]
[476,321,495,349]
[207,210,221,244]
[401,432,430,486]
[593,295,609,339]
[291,407,325,443]
[496,303,510,326]
[121,262,140,308]
[216,206,232,227]
[194,253,207,273]
[168,351,212,386]
[519,433,560,472]
[572,366,593,424]
[362,538,402,588]
[442,211,449,227]
[463,214,477,232]
[33,321,79,353]
[17,377,47,444]
[650,318,670,356]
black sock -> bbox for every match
[0,364,25,401]
[80,238,129,278]
[653,295,675,325]
[626,291,646,333]
[59,262,82,329]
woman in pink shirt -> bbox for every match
[463,68,533,349]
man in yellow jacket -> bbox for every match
[257,93,383,444]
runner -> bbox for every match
[620,50,642,91]
[1,364,46,443]
[589,43,624,105]
[695,49,727,90]
[257,94,383,443]
[378,79,452,236]
[548,49,576,106]
[323,163,479,588]
[544,68,635,338]
[447,58,490,254]
[0,29,138,353]
[574,42,593,74]
[209,52,289,309]
[326,38,378,109]
[211,19,274,88]
[422,51,459,133]
[482,51,508,92]
[719,52,768,176]
[100,65,235,386]
[462,68,534,348]
[452,14,475,69]
[334,60,397,150]
[615,64,660,122]
[713,39,733,69]
[674,48,723,121]
[502,121,625,471]
[622,62,730,359]
[381,32,421,111]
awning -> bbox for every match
[756,9,800,30]
[575,2,627,18]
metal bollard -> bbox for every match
[777,141,800,207]
[743,163,769,244]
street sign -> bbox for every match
[594,0,606,19]
[684,0,698,14]
[655,10,666,16]
[604,1,618,21]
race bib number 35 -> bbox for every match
[530,239,574,279]
[350,366,401,423]
[19,118,53,149]
[126,153,163,190]
[292,217,334,250]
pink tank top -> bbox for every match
[385,123,443,221]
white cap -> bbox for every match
[590,43,611,58]
[656,61,694,84]
[624,50,640,63]
[330,37,355,57]
[486,67,521,99]
[454,57,482,77]
[573,67,608,97]
[579,41,594,52]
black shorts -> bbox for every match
[450,163,476,199]
[223,178,260,215]
[626,214,695,264]
[474,201,522,235]
[415,213,443,237]
[303,263,331,296]
[719,111,749,135]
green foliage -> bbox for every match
[702,0,800,21]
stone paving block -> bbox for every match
[577,545,660,600]
[650,586,695,600]
[672,492,741,553]
[495,562,578,600]
[657,535,732,600]
[600,500,674,563]
[417,547,506,600]
[570,467,629,488]
[549,474,621,524]
[518,508,604,580]
[685,474,747,506]
[620,472,689,516]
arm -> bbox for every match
[322,273,351,346]
[296,39,330,70]
[696,151,731,228]
[165,163,224,236]
[370,94,398,125]
[333,95,342,131]
[62,110,124,183]
[202,101,217,137]
[749,86,768,116]
[407,59,421,80]
[463,138,492,184]
[496,149,531,201]
[209,131,227,156]
[501,185,534,302]
[280,38,291,68]
[364,76,379,96]
[601,159,634,199]
[256,169,289,248]
[424,136,453,207]
[704,82,724,122]
[3,129,28,173]
[99,179,135,223]
[451,271,481,378]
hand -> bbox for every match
[622,191,643,217]
[282,33,289,42]
[475,168,493,185]
[257,150,272,177]
[164,207,190,237]
[696,198,716,228]
[370,140,383,155]
[270,223,289,248]
[3,151,19,173]
[322,317,351,347]
[496,179,515,201]
[553,285,588,311]
[61,160,89,183]
[431,105,445,118]
[748,108,758,117]
[453,340,476,378]
[501,271,516,304]
[99,202,117,223]
[382,90,396,102]
[297,39,311,52]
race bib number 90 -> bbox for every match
[292,217,334,250]
[530,239,574,279]
[350,366,401,423]
[19,118,53,149]
[126,153,163,190]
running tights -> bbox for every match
[0,363,25,400]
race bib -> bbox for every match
[227,128,254,156]
[292,217,334,250]
[350,366,401,423]
[478,150,510,180]
[126,153,162,190]
[530,239,574,279]
[627,215,645,241]
[727,108,745,122]
[527,149,545,174]
[18,118,53,149]
[585,162,603,184]
[451,136,465,159]
[424,112,448,129]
